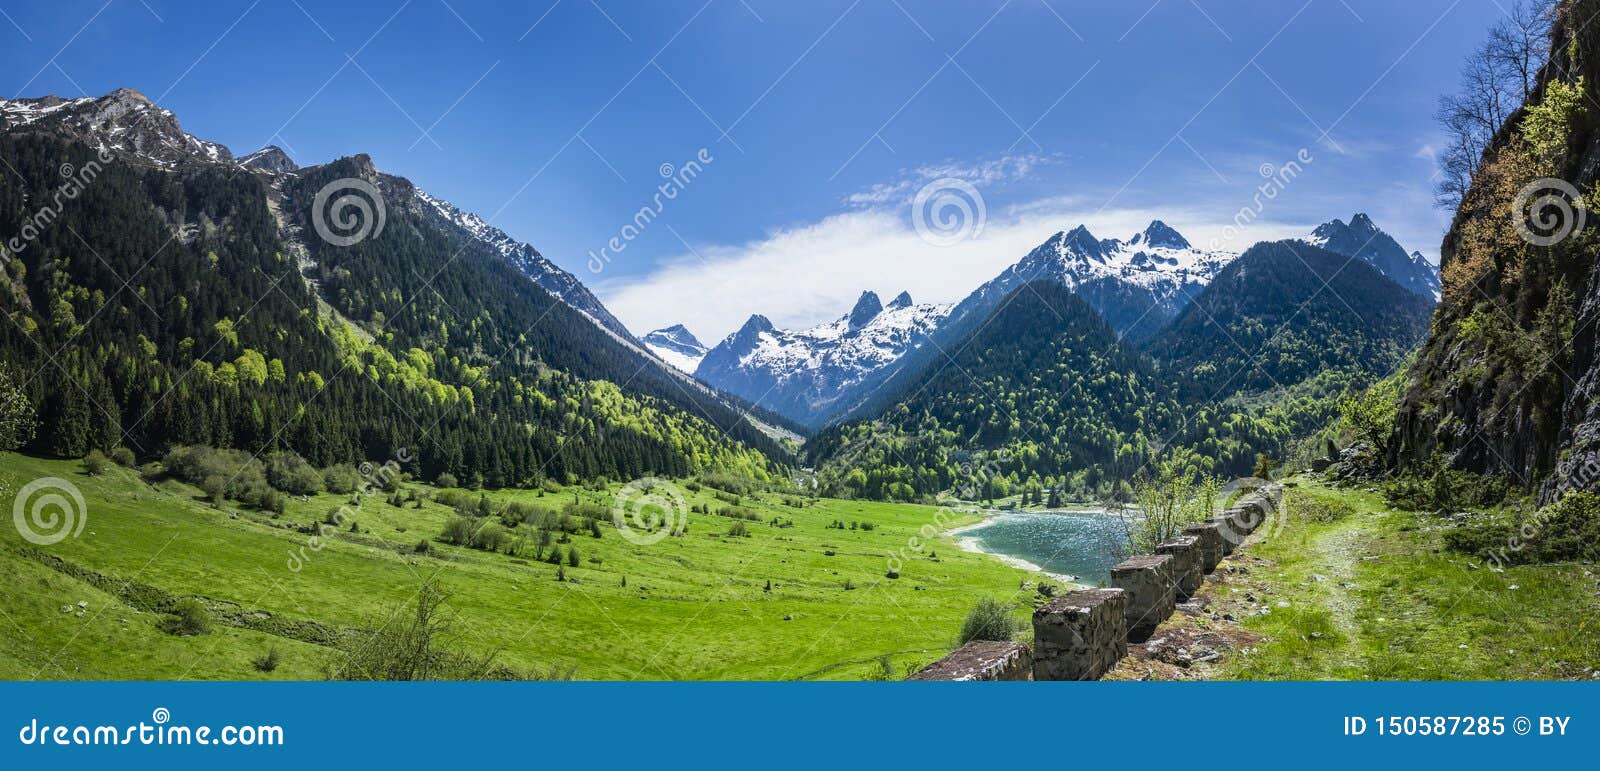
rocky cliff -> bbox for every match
[1395,0,1600,501]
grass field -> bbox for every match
[0,453,1042,681]
[1217,479,1600,680]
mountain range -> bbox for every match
[0,85,1444,501]
[684,218,1437,430]
[692,291,950,431]
[0,87,785,485]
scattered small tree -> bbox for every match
[161,599,212,636]
[957,597,1020,644]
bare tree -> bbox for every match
[1435,0,1558,209]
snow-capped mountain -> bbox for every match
[642,325,709,374]
[0,88,232,168]
[948,220,1234,344]
[414,190,638,343]
[1300,213,1440,300]
[695,291,952,429]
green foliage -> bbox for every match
[82,449,109,476]
[1125,472,1219,555]
[956,597,1021,645]
[329,580,505,680]
[252,646,281,673]
[0,136,781,492]
[160,598,211,636]
[1521,76,1586,169]
[1384,453,1515,511]
[1338,371,1402,457]
[0,362,36,451]
[1444,491,1600,565]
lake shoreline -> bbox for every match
[949,508,1127,588]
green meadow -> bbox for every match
[0,453,1041,681]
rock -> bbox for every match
[1311,573,1327,582]
[1276,600,1290,608]
[1032,589,1127,681]
[59,606,72,614]
[910,640,1032,681]
[1111,555,1177,642]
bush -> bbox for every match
[82,449,110,476]
[253,646,281,673]
[727,521,749,537]
[328,580,502,680]
[1295,494,1355,524]
[110,446,137,467]
[322,464,363,495]
[266,451,324,496]
[957,597,1020,644]
[161,599,212,636]
[436,472,459,489]
[1444,491,1600,566]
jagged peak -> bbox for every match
[239,145,297,174]
[848,291,883,327]
[738,314,776,336]
[1131,220,1190,250]
[887,291,914,309]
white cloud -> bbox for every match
[842,153,1058,207]
[598,194,1315,345]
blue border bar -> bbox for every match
[1,682,1595,767]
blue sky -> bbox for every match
[3,0,1505,341]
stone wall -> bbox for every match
[1031,589,1126,681]
[906,640,1032,681]
[910,483,1283,681]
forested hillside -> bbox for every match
[0,118,780,486]
[806,281,1179,501]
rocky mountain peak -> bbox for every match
[1132,220,1190,250]
[848,291,883,327]
[239,145,298,174]
[888,291,914,309]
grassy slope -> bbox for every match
[0,453,1038,681]
[1218,478,1600,680]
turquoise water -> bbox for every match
[957,510,1129,586]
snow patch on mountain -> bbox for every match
[695,291,952,428]
[1,88,232,168]
[642,325,708,374]
[414,189,638,343]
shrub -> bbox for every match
[438,515,476,546]
[110,446,137,467]
[957,597,1020,644]
[161,599,212,636]
[253,646,281,673]
[727,521,749,537]
[1295,495,1355,524]
[82,449,110,476]
[436,471,459,489]
[322,464,363,495]
[1444,491,1600,566]
[328,580,502,680]
[266,451,324,495]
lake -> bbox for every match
[955,509,1129,586]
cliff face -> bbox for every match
[1396,0,1600,501]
